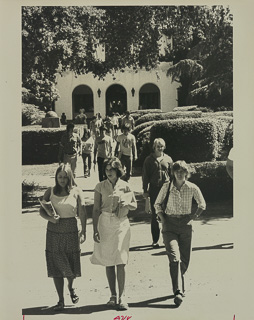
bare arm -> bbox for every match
[76,188,87,243]
[39,187,58,224]
[92,190,102,243]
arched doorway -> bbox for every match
[72,85,94,119]
[106,84,127,116]
[139,83,161,109]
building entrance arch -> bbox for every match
[106,84,127,116]
[139,83,160,109]
[72,85,94,119]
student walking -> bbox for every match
[58,123,81,178]
[39,164,87,311]
[142,138,173,248]
[154,160,206,306]
[90,157,137,310]
[115,123,137,182]
[94,126,113,182]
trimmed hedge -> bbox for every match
[149,118,229,163]
[130,109,162,121]
[22,127,65,164]
[201,111,233,118]
[135,111,202,126]
[189,161,233,202]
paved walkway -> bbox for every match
[20,158,240,319]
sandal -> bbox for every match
[118,298,128,311]
[53,300,65,311]
[69,288,79,304]
[106,295,117,307]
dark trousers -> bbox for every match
[149,186,161,244]
[97,157,105,182]
[82,153,91,175]
[120,154,132,181]
[162,215,193,295]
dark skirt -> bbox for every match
[46,217,81,278]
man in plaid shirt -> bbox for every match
[154,160,206,307]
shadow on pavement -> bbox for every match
[192,243,233,251]
[151,243,234,256]
[22,303,113,315]
[129,244,153,251]
[129,295,177,309]
[22,295,177,315]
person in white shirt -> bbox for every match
[115,123,137,182]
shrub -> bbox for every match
[201,111,233,118]
[172,105,198,112]
[130,109,162,121]
[135,111,202,126]
[189,161,233,202]
[148,118,230,163]
[22,103,45,126]
[22,127,65,164]
[132,120,155,137]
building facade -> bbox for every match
[55,36,179,120]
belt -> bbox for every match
[167,214,191,219]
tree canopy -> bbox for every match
[22,5,233,110]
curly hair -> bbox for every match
[103,157,124,178]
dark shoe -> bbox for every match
[53,300,65,311]
[152,242,160,248]
[69,288,79,304]
[174,291,184,306]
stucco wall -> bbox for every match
[55,62,179,119]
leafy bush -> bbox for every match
[189,161,233,202]
[22,127,65,164]
[130,109,162,121]
[172,105,198,112]
[148,118,230,163]
[22,179,39,203]
[22,103,45,126]
[201,111,233,118]
[135,111,202,126]
[132,120,155,137]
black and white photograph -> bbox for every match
[1,1,254,320]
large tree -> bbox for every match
[22,5,233,110]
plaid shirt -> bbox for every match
[154,180,206,216]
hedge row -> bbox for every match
[188,161,233,202]
[130,109,162,121]
[136,117,232,164]
[135,111,203,126]
[22,127,65,164]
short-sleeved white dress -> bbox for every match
[90,179,136,266]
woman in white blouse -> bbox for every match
[90,157,137,310]
[39,163,87,311]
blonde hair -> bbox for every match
[153,138,166,151]
[54,163,77,194]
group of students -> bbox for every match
[58,118,137,183]
[41,130,206,311]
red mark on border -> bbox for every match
[114,316,132,320]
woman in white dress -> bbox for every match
[90,157,137,310]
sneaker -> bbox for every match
[152,242,160,248]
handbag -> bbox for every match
[161,180,172,213]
